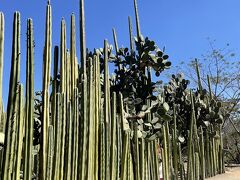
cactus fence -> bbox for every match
[0,0,225,180]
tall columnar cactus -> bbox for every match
[128,16,134,52]
[70,13,77,97]
[133,122,140,180]
[87,57,94,179]
[52,93,61,180]
[187,92,195,180]
[59,93,66,180]
[104,39,110,180]
[110,92,117,180]
[64,102,73,180]
[172,104,178,178]
[60,18,66,94]
[195,59,203,92]
[14,84,24,180]
[72,88,79,180]
[93,53,101,180]
[24,18,34,180]
[40,1,52,179]
[59,20,67,180]
[46,125,54,180]
[1,11,21,180]
[52,46,59,134]
[79,0,88,179]
[112,28,119,54]
[133,0,141,38]
[199,126,205,180]
[0,12,4,131]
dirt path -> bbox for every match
[207,167,240,180]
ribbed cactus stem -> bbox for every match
[187,91,195,180]
[110,92,117,180]
[14,84,24,180]
[93,54,100,180]
[133,0,141,39]
[205,127,210,177]
[24,18,34,180]
[195,59,202,92]
[40,2,52,179]
[104,39,110,180]
[128,16,134,51]
[59,93,66,180]
[59,23,66,179]
[172,104,178,178]
[70,14,76,96]
[60,18,66,94]
[199,126,205,179]
[112,28,122,71]
[163,123,169,180]
[1,11,21,180]
[79,0,88,179]
[73,88,79,180]
[134,122,140,180]
[0,12,4,115]
[140,138,145,180]
[100,121,106,180]
[87,57,94,179]
[178,143,185,180]
[52,93,61,180]
[112,28,119,54]
[46,125,54,180]
[120,131,129,180]
[207,75,212,99]
[195,152,200,180]
[64,102,73,180]
[52,46,58,130]
[220,128,225,173]
[66,50,71,101]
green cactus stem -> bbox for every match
[79,0,88,179]
[46,125,54,180]
[40,2,52,179]
[14,84,24,180]
[1,11,21,180]
[172,104,178,178]
[0,12,4,129]
[70,14,77,96]
[110,92,117,180]
[133,0,141,39]
[24,18,34,180]
[52,93,61,180]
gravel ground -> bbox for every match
[207,167,240,180]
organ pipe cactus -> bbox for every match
[0,0,227,180]
[0,12,4,131]
[14,84,24,180]
[52,93,61,180]
[24,18,34,180]
[70,14,77,97]
[79,0,88,179]
[1,11,21,180]
[40,1,52,179]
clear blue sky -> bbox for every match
[1,0,240,107]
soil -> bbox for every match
[207,167,240,180]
